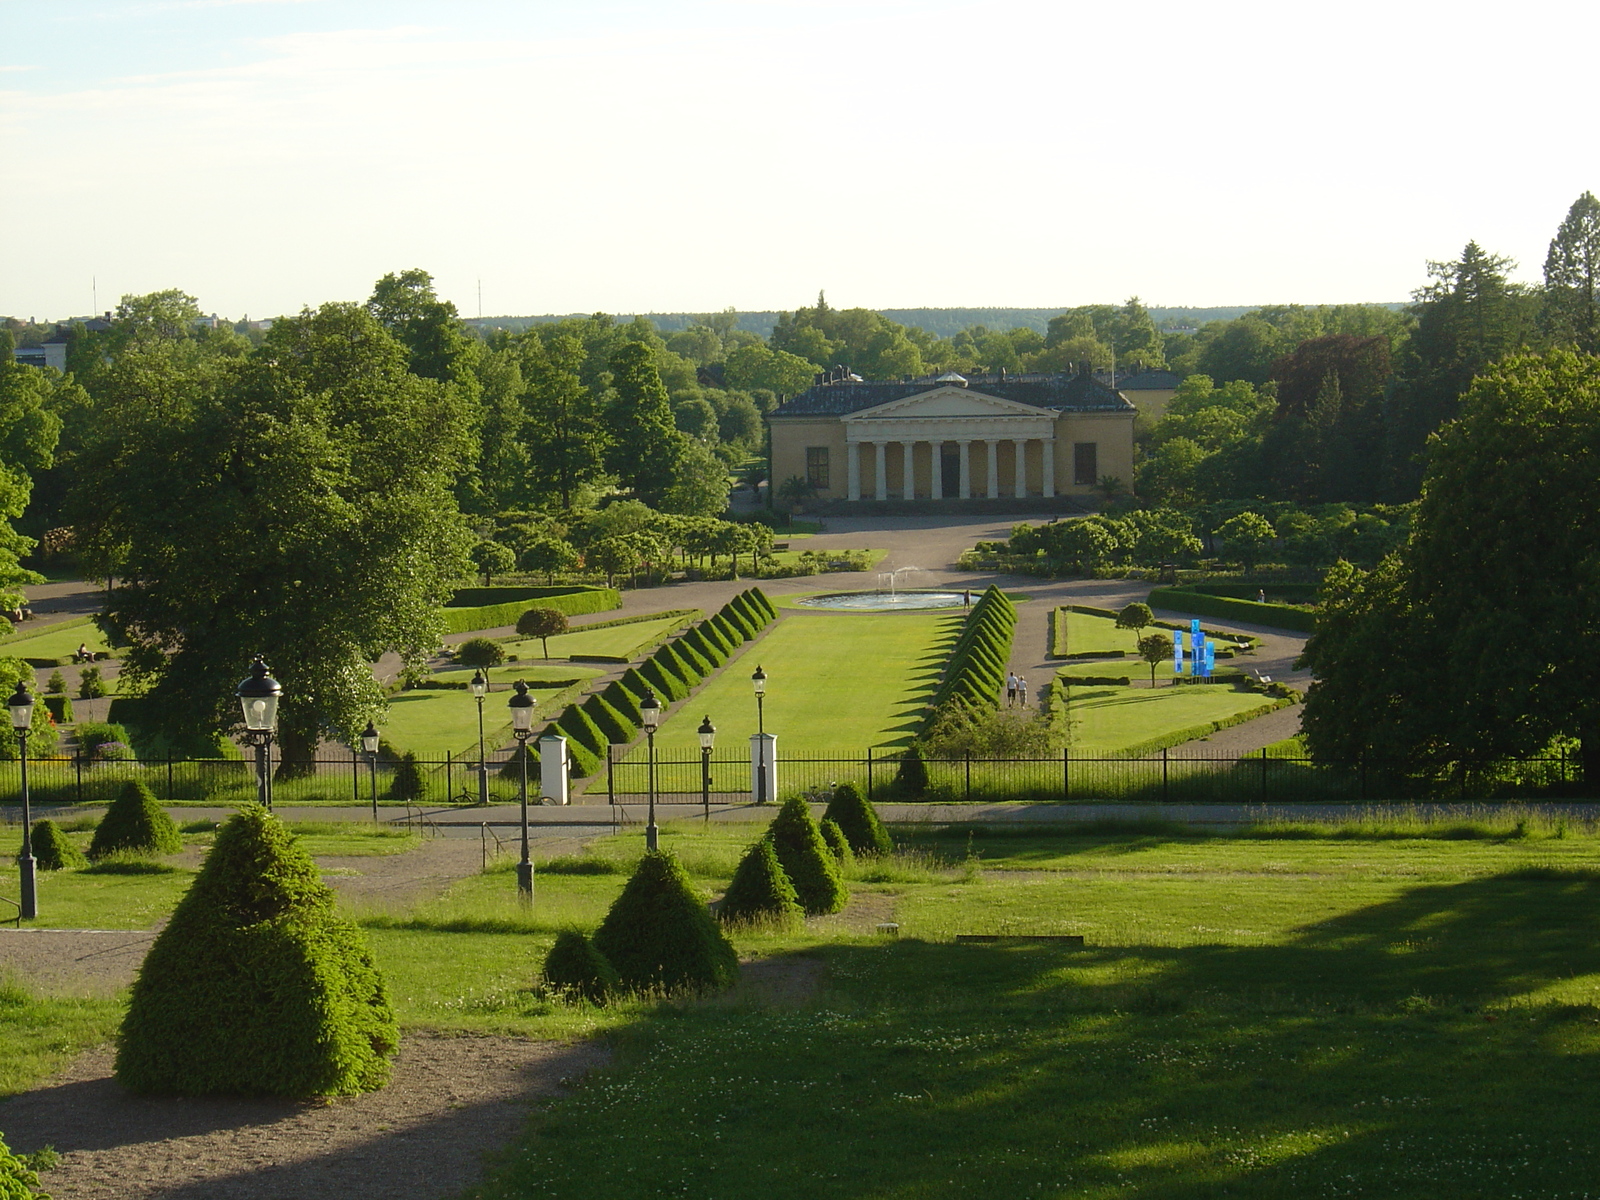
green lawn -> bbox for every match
[1064,679,1280,755]
[381,670,601,760]
[1,618,112,666]
[621,609,958,781]
[432,664,603,687]
[10,814,1600,1197]
[495,614,688,662]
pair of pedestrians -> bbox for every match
[1005,671,1029,707]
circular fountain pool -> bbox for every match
[796,590,969,612]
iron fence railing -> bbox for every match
[0,746,1583,810]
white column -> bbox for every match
[847,441,861,501]
[1041,437,1056,498]
[539,735,569,805]
[958,440,972,499]
[1013,438,1028,497]
[986,440,1000,499]
[874,442,888,501]
[901,440,917,499]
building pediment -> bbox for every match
[842,386,1046,423]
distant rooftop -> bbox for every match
[772,367,1133,417]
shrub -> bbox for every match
[116,805,397,1097]
[552,704,607,758]
[638,657,688,703]
[581,694,634,745]
[87,780,182,860]
[654,641,702,685]
[709,612,745,645]
[388,751,426,801]
[819,817,854,867]
[895,742,930,798]
[680,626,724,667]
[541,930,619,1004]
[591,850,739,993]
[0,1131,47,1199]
[42,695,72,724]
[601,680,644,726]
[27,819,86,871]
[455,637,505,668]
[822,782,892,855]
[1147,586,1316,633]
[669,636,713,678]
[496,738,538,779]
[45,670,65,694]
[765,795,848,915]
[78,666,106,699]
[718,838,803,928]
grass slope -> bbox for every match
[498,615,689,662]
[0,619,112,666]
[1064,680,1279,755]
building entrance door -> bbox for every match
[940,446,960,498]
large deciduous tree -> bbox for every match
[1301,351,1600,779]
[605,342,687,508]
[77,303,474,772]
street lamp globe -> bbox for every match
[640,690,661,729]
[751,665,766,696]
[236,657,281,731]
[469,669,488,700]
[8,682,33,732]
[509,678,536,733]
[698,715,716,750]
[360,721,380,756]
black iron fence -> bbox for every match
[0,746,1583,810]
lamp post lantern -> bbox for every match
[361,720,380,822]
[697,714,716,824]
[469,669,490,806]
[10,682,35,920]
[236,657,282,811]
[751,665,768,806]
[640,689,661,850]
[508,679,537,899]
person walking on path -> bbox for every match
[1006,672,1018,706]
[1017,675,1029,706]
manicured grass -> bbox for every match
[0,984,123,1097]
[496,614,687,662]
[621,610,959,785]
[1064,679,1281,755]
[431,664,603,687]
[1,619,112,666]
[1058,607,1148,656]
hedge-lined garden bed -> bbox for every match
[1147,586,1316,634]
[441,587,621,634]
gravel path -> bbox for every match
[0,1035,607,1200]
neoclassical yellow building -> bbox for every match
[768,367,1137,506]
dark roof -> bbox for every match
[1111,368,1181,390]
[772,370,1133,417]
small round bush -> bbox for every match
[87,780,183,861]
[819,818,854,867]
[27,819,86,871]
[116,804,396,1098]
[456,637,505,668]
[895,743,930,798]
[718,838,803,928]
[822,782,892,856]
[388,751,426,801]
[766,796,848,915]
[592,850,738,993]
[542,930,619,1004]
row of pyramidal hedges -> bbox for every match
[926,585,1017,725]
[506,588,778,779]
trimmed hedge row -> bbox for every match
[441,587,621,635]
[1147,586,1315,634]
[522,588,778,777]
[929,585,1017,716]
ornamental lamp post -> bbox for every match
[508,679,537,899]
[361,720,380,822]
[698,714,716,824]
[469,669,490,806]
[236,657,282,811]
[640,689,661,851]
[9,682,35,920]
[751,665,769,806]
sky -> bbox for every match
[2,0,1597,322]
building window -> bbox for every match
[1073,442,1098,487]
[806,446,830,490]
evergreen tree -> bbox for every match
[765,795,848,915]
[88,780,183,860]
[822,781,892,855]
[717,838,803,928]
[591,850,738,992]
[521,334,608,510]
[28,818,86,871]
[116,805,397,1096]
[541,930,619,1003]
[1542,191,1600,353]
[605,342,687,507]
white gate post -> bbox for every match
[539,734,570,805]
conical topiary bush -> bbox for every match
[87,780,183,860]
[895,742,930,798]
[591,850,738,993]
[116,804,397,1097]
[542,930,620,1004]
[718,838,803,928]
[765,795,848,915]
[820,817,854,868]
[28,818,86,871]
[823,781,892,856]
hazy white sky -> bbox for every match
[2,0,1595,322]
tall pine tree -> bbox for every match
[605,341,686,507]
[1542,191,1600,354]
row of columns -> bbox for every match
[846,438,1055,501]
